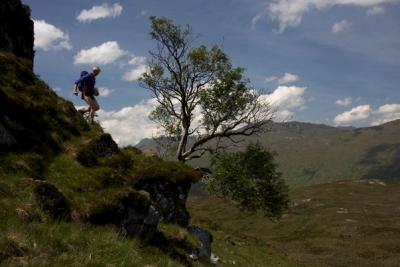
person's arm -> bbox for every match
[72,84,80,95]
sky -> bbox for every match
[24,0,400,145]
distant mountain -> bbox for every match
[137,120,400,187]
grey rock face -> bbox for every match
[0,122,16,149]
[187,225,213,260]
[87,191,160,242]
[0,0,34,67]
[122,205,160,242]
[134,180,192,226]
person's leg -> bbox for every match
[90,98,99,121]
[84,96,99,123]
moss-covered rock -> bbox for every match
[76,133,119,167]
[34,180,70,219]
[0,52,88,155]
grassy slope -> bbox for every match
[0,52,299,266]
[188,180,400,267]
[0,130,187,266]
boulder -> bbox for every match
[34,181,70,219]
[187,225,213,261]
[87,191,161,242]
[76,133,119,166]
[122,205,160,242]
[134,179,192,227]
[91,133,119,158]
[0,121,16,150]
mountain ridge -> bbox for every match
[137,119,400,187]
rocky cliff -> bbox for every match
[0,0,34,68]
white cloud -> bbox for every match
[98,87,114,97]
[332,20,352,33]
[367,5,386,15]
[267,0,397,32]
[123,57,148,81]
[333,103,400,126]
[336,97,352,106]
[77,3,123,23]
[278,73,299,85]
[260,85,307,121]
[265,76,277,82]
[251,12,266,30]
[33,20,72,51]
[128,56,146,66]
[376,104,400,114]
[98,98,158,146]
[123,65,148,81]
[372,104,400,125]
[74,41,127,65]
[334,105,372,125]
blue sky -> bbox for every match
[24,0,400,145]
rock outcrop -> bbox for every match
[76,133,119,166]
[34,181,70,219]
[187,225,213,260]
[0,0,34,67]
[90,134,119,158]
[85,190,161,241]
[0,122,17,150]
[134,179,192,227]
[122,205,161,242]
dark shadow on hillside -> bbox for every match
[359,143,400,180]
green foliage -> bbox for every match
[199,66,256,133]
[206,143,289,218]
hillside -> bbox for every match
[188,180,400,267]
[0,51,192,266]
[0,50,305,266]
[138,120,400,187]
[252,120,400,187]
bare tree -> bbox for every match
[140,16,273,162]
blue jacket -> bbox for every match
[75,73,96,96]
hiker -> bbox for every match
[73,67,101,123]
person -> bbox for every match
[73,67,101,123]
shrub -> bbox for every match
[206,143,289,218]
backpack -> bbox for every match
[77,71,89,92]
